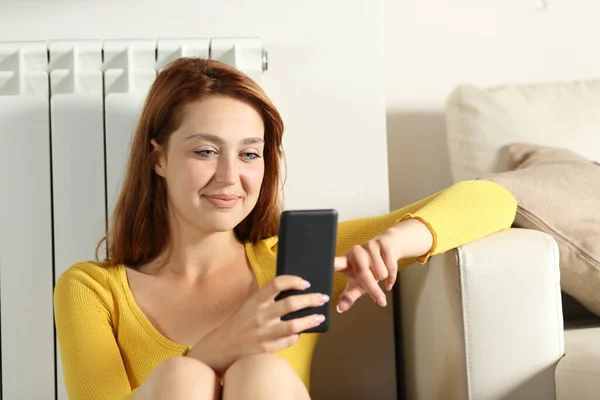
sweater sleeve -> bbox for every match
[54,264,136,400]
[331,180,517,300]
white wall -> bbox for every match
[385,0,600,209]
[0,0,390,221]
[0,1,394,400]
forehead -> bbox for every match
[177,96,265,140]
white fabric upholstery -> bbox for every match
[445,80,600,182]
[556,322,600,400]
[400,228,565,399]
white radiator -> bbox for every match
[0,37,266,400]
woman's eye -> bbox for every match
[194,149,217,158]
[241,152,260,161]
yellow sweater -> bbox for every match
[54,180,516,400]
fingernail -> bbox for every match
[320,294,330,304]
[315,314,326,323]
[386,283,393,292]
[378,295,387,307]
[302,280,311,289]
[336,305,344,314]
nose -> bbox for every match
[214,155,238,185]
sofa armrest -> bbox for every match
[399,228,565,400]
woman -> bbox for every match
[54,58,516,400]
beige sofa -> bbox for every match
[398,78,600,399]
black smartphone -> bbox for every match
[275,209,338,333]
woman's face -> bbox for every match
[154,96,265,236]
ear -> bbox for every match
[151,139,167,178]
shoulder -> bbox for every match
[246,238,278,285]
[56,261,119,288]
[54,261,122,306]
[247,236,279,255]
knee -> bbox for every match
[136,357,220,400]
[148,357,217,391]
[223,354,309,398]
[225,354,293,380]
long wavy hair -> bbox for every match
[98,58,284,268]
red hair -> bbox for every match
[99,58,284,267]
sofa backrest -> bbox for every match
[445,78,600,182]
[445,79,600,323]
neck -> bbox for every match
[150,217,245,281]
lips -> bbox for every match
[203,194,240,208]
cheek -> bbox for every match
[243,163,265,194]
[169,159,212,191]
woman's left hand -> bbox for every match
[334,218,433,313]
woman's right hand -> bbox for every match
[186,275,329,374]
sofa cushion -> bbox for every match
[556,322,600,400]
[481,143,600,316]
[445,79,600,182]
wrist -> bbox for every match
[187,332,234,376]
[390,217,434,259]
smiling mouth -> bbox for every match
[202,195,241,208]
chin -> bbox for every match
[201,212,246,233]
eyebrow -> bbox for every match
[185,133,264,145]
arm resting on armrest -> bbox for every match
[399,228,564,400]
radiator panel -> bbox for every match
[103,40,156,217]
[0,37,265,399]
[49,40,106,400]
[0,42,56,399]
